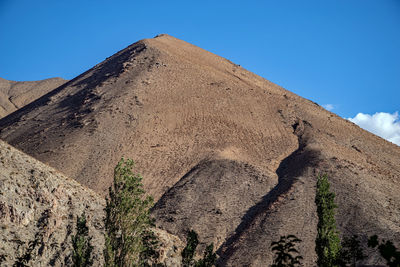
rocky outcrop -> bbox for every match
[0,140,184,266]
[0,140,104,266]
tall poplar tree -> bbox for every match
[315,174,341,267]
[104,158,158,267]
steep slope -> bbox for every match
[0,140,183,266]
[0,140,105,266]
[0,34,399,266]
[0,77,66,118]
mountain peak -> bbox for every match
[0,35,399,266]
[153,33,172,38]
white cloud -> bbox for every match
[348,112,400,146]
[323,104,334,111]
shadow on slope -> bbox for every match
[0,41,147,131]
[217,120,320,265]
[152,120,320,265]
[152,158,277,250]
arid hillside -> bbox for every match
[0,77,66,118]
[0,140,105,266]
[0,140,183,266]
[0,34,399,266]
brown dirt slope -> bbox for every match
[0,77,66,118]
[0,34,399,266]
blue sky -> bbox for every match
[0,0,399,126]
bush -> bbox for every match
[71,212,93,267]
[195,244,217,267]
[182,230,199,267]
[181,230,217,267]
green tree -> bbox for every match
[104,158,158,267]
[182,230,199,267]
[181,230,217,267]
[368,235,400,267]
[271,235,303,267]
[195,244,217,267]
[315,174,341,267]
[140,228,161,266]
[71,212,93,267]
[337,235,365,267]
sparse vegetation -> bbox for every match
[71,212,93,267]
[181,230,217,267]
[182,230,199,267]
[103,158,159,266]
[315,174,341,267]
[196,243,217,267]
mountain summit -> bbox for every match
[0,34,399,265]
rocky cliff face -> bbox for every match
[0,140,105,266]
[0,34,399,266]
[0,140,184,266]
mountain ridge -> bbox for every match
[0,77,66,118]
[0,34,399,266]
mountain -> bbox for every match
[0,34,399,266]
[0,77,66,118]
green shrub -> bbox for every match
[182,230,199,267]
[195,244,217,267]
[71,212,93,267]
[181,230,217,267]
